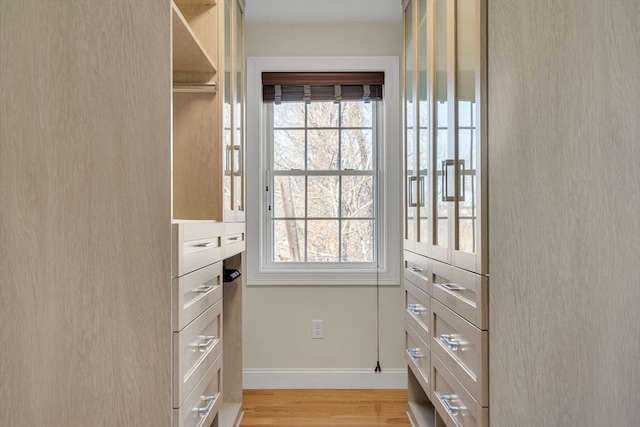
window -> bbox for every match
[246,57,400,286]
[267,99,379,265]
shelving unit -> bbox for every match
[172,2,217,74]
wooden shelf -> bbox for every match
[407,402,435,427]
[172,2,217,73]
[219,402,243,427]
[173,83,217,93]
[176,0,216,5]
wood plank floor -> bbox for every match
[240,389,411,426]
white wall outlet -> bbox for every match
[312,320,323,339]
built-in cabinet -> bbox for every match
[402,0,488,425]
[0,1,245,426]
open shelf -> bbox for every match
[407,401,435,427]
[173,83,217,93]
[172,1,217,73]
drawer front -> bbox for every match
[432,353,488,427]
[223,223,246,259]
[405,324,431,393]
[173,353,222,427]
[404,279,431,343]
[404,251,431,294]
[172,222,223,277]
[173,300,223,408]
[173,261,223,332]
[431,259,488,330]
[431,299,488,406]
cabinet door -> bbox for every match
[232,0,245,221]
[451,0,487,273]
[223,0,233,218]
[415,0,431,255]
[403,0,418,251]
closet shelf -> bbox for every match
[172,2,217,74]
[173,83,217,93]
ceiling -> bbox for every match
[245,0,402,22]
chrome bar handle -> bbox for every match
[439,334,460,351]
[408,266,424,272]
[418,175,426,207]
[408,304,427,315]
[197,336,217,352]
[440,282,465,292]
[193,284,216,293]
[408,176,418,207]
[457,159,466,202]
[408,348,423,361]
[195,394,218,427]
[196,242,216,248]
[441,394,460,416]
[442,160,455,202]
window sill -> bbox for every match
[246,268,400,286]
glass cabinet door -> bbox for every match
[223,0,232,216]
[404,0,417,251]
[416,0,430,254]
[232,0,245,220]
[452,0,486,273]
[430,0,450,263]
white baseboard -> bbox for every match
[243,368,407,389]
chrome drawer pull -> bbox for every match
[194,284,216,293]
[197,336,217,352]
[196,242,216,248]
[439,334,460,351]
[408,266,424,272]
[227,236,240,241]
[441,394,460,416]
[408,303,426,314]
[408,348,423,360]
[195,394,218,427]
[440,282,464,292]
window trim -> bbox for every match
[246,56,401,286]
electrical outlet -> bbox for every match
[312,320,323,339]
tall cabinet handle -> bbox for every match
[408,176,418,207]
[442,160,456,202]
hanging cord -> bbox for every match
[374,118,382,373]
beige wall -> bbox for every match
[243,21,404,370]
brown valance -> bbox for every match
[262,72,384,104]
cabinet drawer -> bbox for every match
[223,222,245,259]
[404,251,431,294]
[173,353,222,427]
[173,300,223,408]
[432,353,488,427]
[173,261,223,332]
[404,279,431,343]
[405,324,431,394]
[431,299,488,406]
[431,259,488,330]
[172,222,223,277]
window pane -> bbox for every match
[341,101,372,128]
[274,102,305,128]
[274,220,304,262]
[308,129,339,170]
[341,220,373,262]
[274,176,305,218]
[307,102,339,128]
[341,129,373,170]
[307,220,339,262]
[341,176,373,218]
[307,176,339,217]
[274,129,305,170]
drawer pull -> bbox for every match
[440,282,465,292]
[194,284,216,293]
[408,303,427,314]
[195,394,218,426]
[196,242,216,248]
[441,394,461,416]
[408,266,424,272]
[439,334,460,351]
[227,236,240,241]
[197,336,217,352]
[407,347,423,360]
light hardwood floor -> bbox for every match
[241,389,411,426]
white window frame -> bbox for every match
[246,56,401,286]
